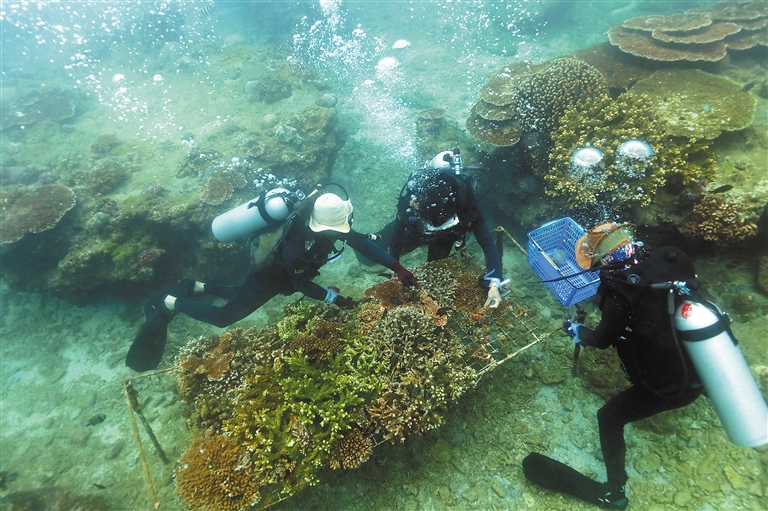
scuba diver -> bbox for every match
[367,149,506,309]
[126,191,418,372]
[524,222,700,510]
[523,220,768,509]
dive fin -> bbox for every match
[125,293,173,372]
[522,453,627,510]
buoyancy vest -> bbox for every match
[598,247,702,395]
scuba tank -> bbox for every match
[211,188,304,243]
[675,299,768,448]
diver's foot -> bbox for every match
[597,484,627,511]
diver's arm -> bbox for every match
[471,208,503,283]
[346,231,397,268]
[577,292,631,349]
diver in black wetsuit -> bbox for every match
[523,222,703,511]
[370,150,506,309]
[126,192,418,372]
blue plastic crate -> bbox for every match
[527,217,600,306]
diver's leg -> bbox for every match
[173,271,276,328]
[598,385,702,489]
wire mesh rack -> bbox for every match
[123,226,560,510]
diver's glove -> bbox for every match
[484,279,503,309]
[390,261,419,287]
[563,321,587,347]
[324,286,340,303]
[334,295,357,309]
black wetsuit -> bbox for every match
[375,175,502,283]
[576,247,703,490]
[174,220,395,328]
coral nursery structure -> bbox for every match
[170,255,543,510]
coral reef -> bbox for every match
[178,338,234,381]
[200,174,236,205]
[85,158,131,194]
[685,194,758,246]
[329,427,373,470]
[544,92,715,210]
[628,69,756,139]
[0,89,76,130]
[90,134,120,154]
[608,2,767,62]
[466,58,609,147]
[175,434,262,511]
[415,107,447,134]
[0,184,76,244]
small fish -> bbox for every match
[93,483,107,490]
[710,185,733,194]
[198,4,213,15]
[87,413,107,426]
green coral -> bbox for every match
[545,92,715,209]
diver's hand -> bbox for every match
[334,295,357,309]
[563,321,587,346]
[391,261,419,287]
[484,283,502,309]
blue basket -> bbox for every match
[527,217,600,306]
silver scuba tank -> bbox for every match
[675,300,768,448]
[211,188,300,243]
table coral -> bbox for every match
[685,194,758,246]
[0,184,76,244]
[175,434,261,511]
[0,89,76,130]
[466,58,609,147]
[628,69,756,139]
[608,2,768,62]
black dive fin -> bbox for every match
[125,280,195,372]
[125,293,173,372]
[523,453,627,510]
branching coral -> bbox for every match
[685,194,758,246]
[329,428,373,469]
[178,337,234,381]
[545,92,715,210]
[175,434,261,511]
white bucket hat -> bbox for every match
[308,193,353,233]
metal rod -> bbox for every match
[123,379,160,509]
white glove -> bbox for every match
[484,280,503,309]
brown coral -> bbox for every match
[607,25,727,62]
[685,195,757,246]
[201,175,235,205]
[287,320,343,361]
[628,69,756,139]
[466,58,609,147]
[178,338,234,381]
[608,2,767,62]
[175,434,261,511]
[90,134,120,154]
[329,428,373,469]
[0,184,76,244]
